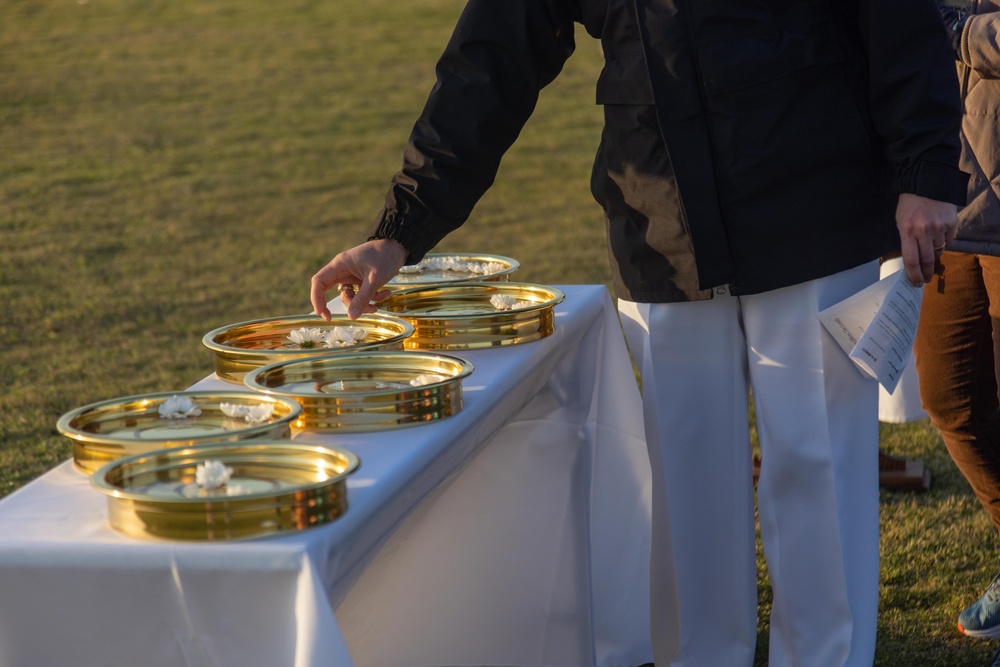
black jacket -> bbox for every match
[370,0,969,302]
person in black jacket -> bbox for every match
[310,0,968,664]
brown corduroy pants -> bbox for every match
[915,250,1000,531]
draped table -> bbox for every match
[0,285,654,667]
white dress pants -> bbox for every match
[618,261,880,667]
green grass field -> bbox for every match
[2,1,998,664]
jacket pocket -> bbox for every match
[596,51,655,105]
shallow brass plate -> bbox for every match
[91,441,360,541]
[377,282,566,349]
[387,252,519,287]
[243,351,474,432]
[202,313,415,384]
[57,391,303,475]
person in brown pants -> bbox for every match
[915,3,1000,661]
[918,252,1000,528]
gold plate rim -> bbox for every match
[56,391,304,446]
[386,252,520,286]
[379,281,565,321]
[90,441,360,504]
[201,312,415,355]
[242,350,475,399]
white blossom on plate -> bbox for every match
[423,256,460,272]
[490,294,518,310]
[490,294,529,310]
[410,374,445,387]
[287,327,326,349]
[467,261,506,275]
[490,294,533,310]
[195,460,233,490]
[158,395,203,419]
[243,403,275,423]
[219,402,275,424]
[323,325,368,348]
[398,256,507,276]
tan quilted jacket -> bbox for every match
[952,0,1000,255]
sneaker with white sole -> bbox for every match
[959,572,1000,639]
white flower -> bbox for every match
[243,403,275,423]
[158,395,202,419]
[219,402,244,419]
[490,294,518,310]
[490,294,534,311]
[287,327,326,349]
[219,402,275,424]
[323,325,368,348]
[410,374,445,387]
[468,261,506,275]
[219,403,246,419]
[404,257,507,276]
[195,460,234,490]
[424,256,461,272]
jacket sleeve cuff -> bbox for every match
[368,208,437,265]
[894,160,969,206]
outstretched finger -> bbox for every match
[311,264,358,321]
[310,273,336,320]
[346,279,380,320]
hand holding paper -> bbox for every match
[818,269,923,393]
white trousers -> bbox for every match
[618,261,880,667]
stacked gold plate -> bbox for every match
[91,442,360,541]
[387,252,519,287]
[243,351,474,432]
[378,282,565,349]
[57,391,303,474]
[202,313,415,384]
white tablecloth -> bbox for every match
[0,285,654,667]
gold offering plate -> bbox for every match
[243,351,474,432]
[378,282,565,349]
[203,313,415,384]
[91,442,360,541]
[387,252,519,287]
[57,391,303,475]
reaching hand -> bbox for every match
[309,239,409,320]
[895,193,958,285]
